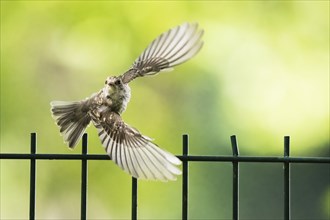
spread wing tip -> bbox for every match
[121,22,204,83]
[93,112,182,181]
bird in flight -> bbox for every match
[51,22,204,181]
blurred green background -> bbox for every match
[1,1,329,219]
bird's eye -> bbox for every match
[105,80,108,85]
[114,80,121,85]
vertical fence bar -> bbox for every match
[81,134,88,220]
[231,135,239,220]
[284,136,291,220]
[132,177,138,220]
[182,134,189,220]
[29,133,36,220]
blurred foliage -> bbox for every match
[0,1,329,219]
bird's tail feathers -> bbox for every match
[50,101,91,148]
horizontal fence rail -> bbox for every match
[0,133,329,220]
[2,153,329,163]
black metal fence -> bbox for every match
[1,133,329,220]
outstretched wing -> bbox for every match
[91,111,182,181]
[121,22,204,84]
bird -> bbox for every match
[50,22,204,181]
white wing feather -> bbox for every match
[121,22,204,83]
[92,112,181,181]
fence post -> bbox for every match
[29,133,37,220]
[182,134,189,220]
[132,177,138,220]
[231,135,239,220]
[81,134,88,220]
[284,136,291,220]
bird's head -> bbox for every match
[104,76,124,94]
[103,76,130,102]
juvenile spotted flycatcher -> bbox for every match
[51,23,203,181]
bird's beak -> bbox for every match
[108,84,115,92]
[103,84,114,95]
